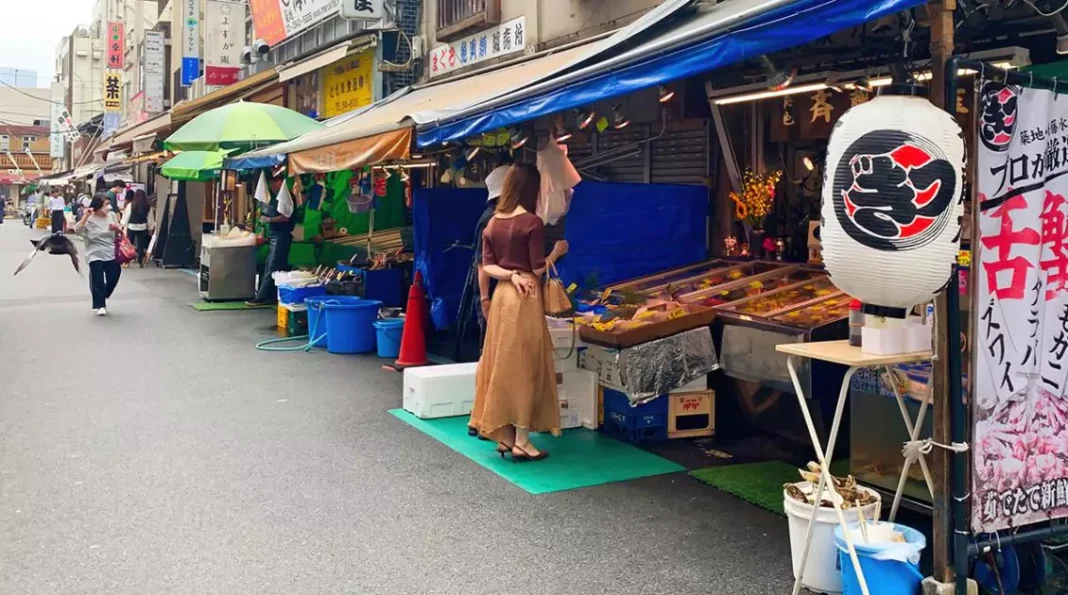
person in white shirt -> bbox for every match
[47,191,66,233]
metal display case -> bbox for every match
[715,284,851,447]
[581,260,798,348]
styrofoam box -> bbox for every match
[580,345,707,394]
[547,317,585,373]
[403,363,479,419]
[558,369,597,430]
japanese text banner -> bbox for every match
[975,83,1068,532]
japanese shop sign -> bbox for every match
[249,0,286,46]
[143,30,166,113]
[181,0,201,86]
[205,0,246,86]
[102,113,121,138]
[319,48,374,119]
[251,0,340,47]
[340,0,386,21]
[429,16,526,78]
[55,108,79,143]
[974,83,1068,532]
[103,71,122,113]
[49,83,67,158]
[107,21,124,69]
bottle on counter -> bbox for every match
[849,299,863,347]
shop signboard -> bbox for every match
[107,21,124,70]
[428,16,527,78]
[56,108,79,144]
[102,113,121,138]
[143,30,166,113]
[319,48,374,119]
[181,0,201,86]
[128,92,147,125]
[49,82,65,159]
[340,0,386,21]
[103,71,122,113]
[205,0,246,86]
[974,83,1068,532]
[250,0,340,47]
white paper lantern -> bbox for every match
[821,86,965,314]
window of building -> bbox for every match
[0,135,9,151]
[22,136,36,151]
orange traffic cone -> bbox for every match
[393,270,429,368]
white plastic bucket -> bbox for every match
[784,483,881,594]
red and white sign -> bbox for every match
[974,83,1068,531]
[205,0,246,86]
[428,16,526,78]
[106,21,124,69]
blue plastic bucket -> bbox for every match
[323,297,383,354]
[834,522,926,595]
[373,318,405,358]
[304,296,331,348]
[362,268,405,308]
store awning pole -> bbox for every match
[704,82,741,193]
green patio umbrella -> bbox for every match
[164,101,324,152]
[160,150,231,181]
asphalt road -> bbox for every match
[0,221,796,595]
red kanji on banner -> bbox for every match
[982,194,1041,300]
[1041,190,1068,300]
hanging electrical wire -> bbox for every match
[0,79,103,106]
[1022,0,1068,17]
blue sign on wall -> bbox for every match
[181,57,200,86]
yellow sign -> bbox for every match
[103,71,122,112]
[320,49,374,119]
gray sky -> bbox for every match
[0,0,92,87]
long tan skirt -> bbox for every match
[469,280,560,442]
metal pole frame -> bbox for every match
[943,56,1068,595]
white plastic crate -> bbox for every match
[558,369,597,430]
[402,363,479,419]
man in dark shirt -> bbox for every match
[247,190,295,306]
[105,180,125,213]
[474,165,510,343]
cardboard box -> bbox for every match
[667,390,715,439]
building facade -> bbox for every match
[421,0,659,81]
[0,125,55,204]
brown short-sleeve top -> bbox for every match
[482,212,546,274]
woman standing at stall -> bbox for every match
[75,194,122,315]
[468,163,561,462]
[122,189,151,267]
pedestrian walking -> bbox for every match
[121,189,152,267]
[47,190,65,233]
[75,194,122,316]
[467,164,567,462]
[105,180,125,213]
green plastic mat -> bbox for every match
[189,301,274,311]
[389,410,684,495]
[689,460,850,516]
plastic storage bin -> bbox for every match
[322,297,382,354]
[600,388,669,443]
[373,318,405,358]
[785,484,881,594]
[403,363,479,419]
[834,522,925,595]
[278,284,326,305]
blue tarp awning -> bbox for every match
[416,0,925,147]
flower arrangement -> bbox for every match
[730,168,783,229]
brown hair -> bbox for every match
[495,163,540,214]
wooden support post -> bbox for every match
[928,0,956,584]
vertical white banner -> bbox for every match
[204,0,246,86]
[143,30,165,113]
[974,83,1068,531]
[181,0,201,86]
[49,82,65,160]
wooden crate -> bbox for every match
[667,390,715,439]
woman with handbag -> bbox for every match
[75,194,122,316]
[468,163,566,462]
[121,189,152,267]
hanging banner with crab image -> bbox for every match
[974,81,1068,532]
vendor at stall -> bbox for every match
[47,190,66,233]
[246,182,295,307]
[476,165,510,344]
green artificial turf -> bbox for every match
[189,301,274,311]
[689,460,850,516]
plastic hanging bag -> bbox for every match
[254,171,270,204]
[835,522,926,565]
[536,137,581,225]
[276,182,294,217]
